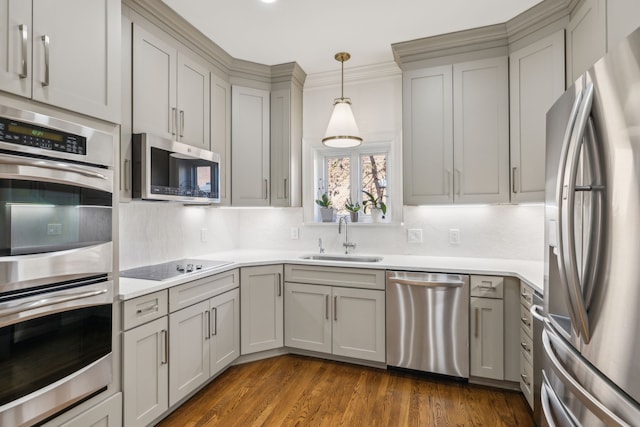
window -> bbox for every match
[318,147,389,220]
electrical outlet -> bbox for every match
[47,223,62,235]
[449,228,461,245]
[200,228,208,243]
[290,227,299,240]
[407,229,423,243]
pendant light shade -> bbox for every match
[322,52,362,148]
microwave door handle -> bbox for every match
[561,82,594,343]
[555,88,584,337]
[579,118,605,310]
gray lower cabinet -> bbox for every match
[284,265,386,363]
[43,393,123,427]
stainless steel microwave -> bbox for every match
[132,133,220,203]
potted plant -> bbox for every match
[362,190,387,223]
[345,198,361,223]
[315,193,335,222]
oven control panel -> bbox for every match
[0,117,87,155]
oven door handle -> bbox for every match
[0,288,109,318]
[0,153,113,192]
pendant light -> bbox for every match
[322,52,363,148]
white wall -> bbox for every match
[119,62,544,270]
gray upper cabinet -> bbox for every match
[211,74,232,205]
[403,56,509,205]
[509,30,565,203]
[607,0,640,52]
[0,0,120,123]
[566,0,606,84]
[133,23,210,150]
[231,85,270,206]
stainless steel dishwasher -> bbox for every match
[386,271,469,378]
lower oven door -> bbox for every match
[0,279,113,427]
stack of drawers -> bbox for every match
[519,282,534,408]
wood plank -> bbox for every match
[157,355,533,427]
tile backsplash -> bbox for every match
[119,202,543,270]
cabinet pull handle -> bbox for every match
[474,307,479,338]
[136,303,158,315]
[277,273,282,297]
[446,170,452,197]
[205,310,211,339]
[161,329,168,365]
[520,373,531,386]
[284,178,288,199]
[325,294,329,320]
[521,342,531,353]
[124,159,130,192]
[171,108,177,136]
[264,179,269,200]
[455,169,462,196]
[334,296,338,321]
[19,24,28,79]
[478,281,495,291]
[211,307,217,336]
[179,110,185,138]
[512,167,518,193]
[521,316,531,327]
[41,35,50,87]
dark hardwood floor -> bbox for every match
[157,354,533,427]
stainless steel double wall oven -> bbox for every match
[0,105,115,426]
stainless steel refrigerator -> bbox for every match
[543,26,640,426]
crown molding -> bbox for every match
[304,61,401,90]
[506,0,571,44]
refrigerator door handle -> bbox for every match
[543,329,628,426]
[560,82,594,343]
[541,374,579,427]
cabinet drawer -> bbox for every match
[170,269,239,312]
[520,352,534,409]
[520,303,533,338]
[520,282,534,308]
[520,327,533,364]
[470,275,504,299]
[123,290,168,330]
[284,264,385,290]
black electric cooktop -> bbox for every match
[120,258,231,281]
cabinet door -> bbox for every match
[32,0,120,122]
[123,317,168,427]
[231,85,270,206]
[240,265,283,354]
[607,0,640,52]
[332,287,385,363]
[0,0,32,96]
[48,393,122,427]
[211,73,231,205]
[470,296,504,380]
[177,53,210,149]
[270,88,291,207]
[453,57,509,204]
[566,0,606,84]
[284,282,332,354]
[210,288,240,376]
[169,300,210,406]
[133,23,177,139]
[510,31,565,203]
[402,66,454,205]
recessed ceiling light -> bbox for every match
[260,0,277,3]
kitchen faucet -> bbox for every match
[338,217,356,254]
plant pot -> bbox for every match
[320,207,335,222]
[349,212,359,223]
[371,208,386,223]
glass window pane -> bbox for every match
[361,154,387,212]
[326,156,350,215]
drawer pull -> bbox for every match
[136,304,158,315]
[478,281,496,290]
[521,316,531,327]
[521,373,531,386]
[520,342,531,353]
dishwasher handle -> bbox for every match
[389,277,464,288]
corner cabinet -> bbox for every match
[284,265,386,363]
[509,30,565,203]
[240,265,284,354]
[403,56,509,205]
[231,86,271,206]
[0,0,120,123]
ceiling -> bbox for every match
[161,0,543,75]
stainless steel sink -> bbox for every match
[300,254,383,262]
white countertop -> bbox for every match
[119,250,544,300]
